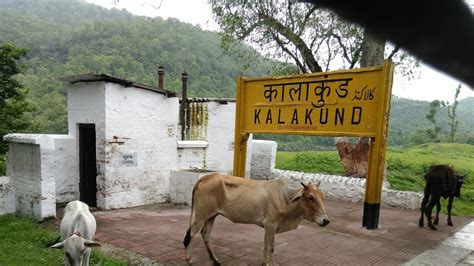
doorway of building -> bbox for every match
[79,124,97,207]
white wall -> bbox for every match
[204,101,252,176]
[3,134,57,220]
[205,102,236,173]
[68,82,106,208]
[8,142,42,217]
[50,135,76,203]
[103,83,179,209]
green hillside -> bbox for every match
[0,0,132,26]
[0,0,275,133]
[389,96,474,145]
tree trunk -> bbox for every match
[335,31,384,178]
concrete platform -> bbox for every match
[73,199,474,265]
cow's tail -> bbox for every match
[183,178,203,249]
[183,228,191,249]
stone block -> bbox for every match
[250,140,277,180]
[170,170,219,205]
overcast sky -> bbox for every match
[86,0,474,102]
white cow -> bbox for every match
[51,200,101,266]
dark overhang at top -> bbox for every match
[302,0,474,88]
[184,98,236,105]
[61,74,178,97]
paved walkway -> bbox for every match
[77,200,474,265]
[404,221,474,266]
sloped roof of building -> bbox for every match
[185,98,236,104]
[62,74,177,97]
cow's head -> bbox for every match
[50,233,101,266]
[291,181,330,227]
[454,174,466,198]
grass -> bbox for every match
[276,143,474,216]
[0,214,126,265]
[277,151,345,175]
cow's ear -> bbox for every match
[290,189,304,203]
[315,181,321,187]
[83,239,101,248]
[50,241,65,249]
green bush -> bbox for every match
[0,154,6,175]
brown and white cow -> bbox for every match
[183,173,329,265]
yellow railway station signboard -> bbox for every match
[233,60,394,229]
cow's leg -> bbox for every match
[184,218,207,264]
[419,184,431,227]
[201,215,220,265]
[82,247,91,266]
[263,225,276,266]
[425,195,439,230]
[433,199,441,225]
[447,196,454,226]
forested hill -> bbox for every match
[0,0,132,26]
[0,0,275,133]
[388,96,474,145]
[0,0,473,147]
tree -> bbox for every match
[335,31,385,178]
[211,1,410,177]
[302,0,474,88]
[211,2,415,75]
[445,84,461,143]
[0,43,33,156]
[407,129,436,146]
[425,100,442,142]
[211,1,364,73]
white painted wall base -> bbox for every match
[0,176,15,215]
[273,169,422,209]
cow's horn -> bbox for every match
[300,182,307,188]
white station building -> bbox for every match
[0,70,260,219]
